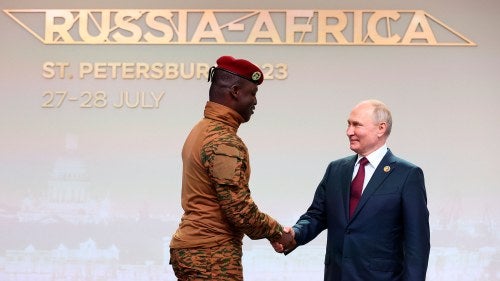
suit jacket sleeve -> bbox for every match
[402,166,430,281]
[290,163,332,248]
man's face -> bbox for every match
[234,81,258,122]
[346,103,385,156]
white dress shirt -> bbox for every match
[352,144,388,193]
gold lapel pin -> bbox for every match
[384,166,391,173]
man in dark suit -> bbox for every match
[274,99,430,281]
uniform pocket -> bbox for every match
[170,248,210,276]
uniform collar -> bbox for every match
[204,101,244,129]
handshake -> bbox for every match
[271,226,296,253]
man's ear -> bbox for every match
[229,84,240,100]
[377,122,387,138]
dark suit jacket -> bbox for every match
[291,150,430,281]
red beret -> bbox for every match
[214,56,264,85]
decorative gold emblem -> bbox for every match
[252,71,261,81]
[384,166,391,172]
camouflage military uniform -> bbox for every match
[170,101,283,280]
[170,241,243,280]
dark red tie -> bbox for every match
[349,157,369,218]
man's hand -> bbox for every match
[271,226,296,253]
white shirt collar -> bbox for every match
[356,144,388,169]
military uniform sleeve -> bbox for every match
[204,142,283,241]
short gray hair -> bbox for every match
[368,100,392,137]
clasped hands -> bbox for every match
[272,226,296,253]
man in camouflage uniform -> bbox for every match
[169,56,292,280]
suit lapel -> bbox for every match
[350,150,397,221]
